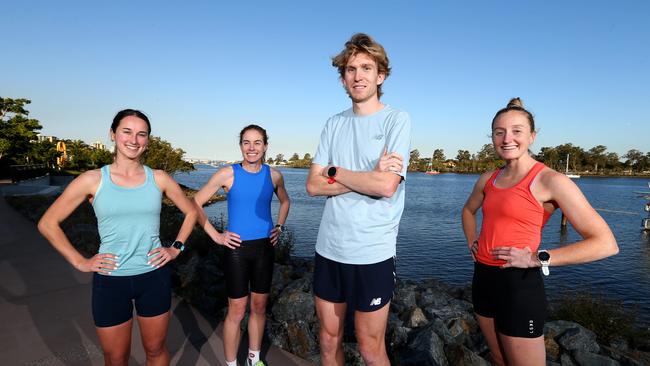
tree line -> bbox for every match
[1,97,193,178]
[408,144,650,175]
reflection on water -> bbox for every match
[176,166,650,326]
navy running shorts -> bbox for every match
[223,237,275,299]
[313,252,395,312]
[92,265,171,328]
[472,261,547,338]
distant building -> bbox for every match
[37,135,57,143]
[91,141,107,151]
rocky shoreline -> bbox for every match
[173,250,650,366]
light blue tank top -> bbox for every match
[93,165,162,276]
[227,164,274,241]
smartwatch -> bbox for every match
[327,166,337,184]
[537,250,550,276]
[171,240,185,252]
[275,224,286,233]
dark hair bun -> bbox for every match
[507,97,524,109]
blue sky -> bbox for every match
[2,1,648,161]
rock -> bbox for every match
[602,345,650,366]
[387,326,411,348]
[444,343,490,366]
[561,353,577,366]
[388,311,404,329]
[407,307,429,328]
[425,299,473,322]
[271,290,315,322]
[285,320,319,359]
[432,318,459,346]
[343,343,364,366]
[282,275,312,294]
[420,287,453,309]
[572,350,620,366]
[397,321,449,366]
[393,283,419,313]
[266,320,289,349]
[545,336,561,362]
[271,264,293,290]
[545,320,582,340]
[557,325,600,354]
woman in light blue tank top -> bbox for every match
[39,109,198,365]
[194,125,290,366]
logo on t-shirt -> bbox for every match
[370,297,382,306]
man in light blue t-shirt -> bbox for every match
[306,33,411,366]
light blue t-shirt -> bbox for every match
[313,105,411,264]
[93,165,162,276]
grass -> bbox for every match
[551,292,650,350]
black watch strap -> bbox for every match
[172,240,185,251]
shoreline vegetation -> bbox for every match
[6,191,650,365]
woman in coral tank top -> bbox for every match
[462,98,618,366]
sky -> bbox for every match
[2,0,649,161]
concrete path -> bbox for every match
[0,189,312,365]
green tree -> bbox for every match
[430,149,445,171]
[30,140,61,168]
[455,150,472,172]
[274,154,285,164]
[0,98,42,166]
[65,140,93,170]
[302,153,312,161]
[585,145,608,173]
[90,148,113,167]
[144,136,194,174]
[408,149,423,171]
[624,149,648,173]
[476,144,503,171]
[289,153,300,162]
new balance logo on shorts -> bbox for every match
[369,297,382,306]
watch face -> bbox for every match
[172,241,184,250]
[327,166,337,177]
[538,251,550,261]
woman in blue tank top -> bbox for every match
[194,125,290,366]
[39,109,198,365]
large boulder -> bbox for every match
[556,325,600,354]
[397,322,449,366]
[271,289,315,323]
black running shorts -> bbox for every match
[223,237,275,299]
[472,261,547,338]
[92,266,171,328]
[313,252,395,312]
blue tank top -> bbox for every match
[227,164,274,241]
[93,165,162,276]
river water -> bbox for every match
[175,165,650,325]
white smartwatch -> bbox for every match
[537,250,551,276]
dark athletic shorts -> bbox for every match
[223,237,275,299]
[313,252,395,312]
[472,261,547,338]
[92,266,171,328]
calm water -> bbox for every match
[175,166,650,325]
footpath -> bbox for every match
[0,187,312,365]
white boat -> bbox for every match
[565,154,580,179]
